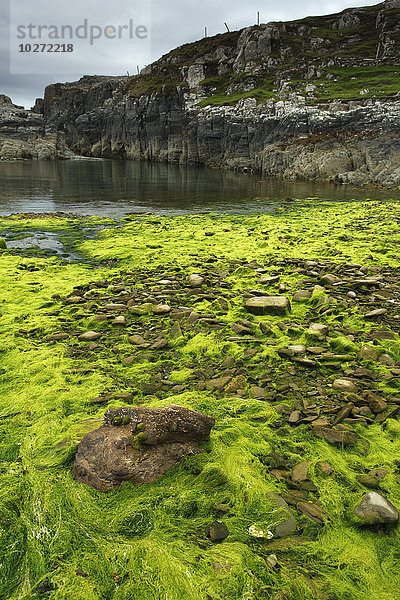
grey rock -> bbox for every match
[354,492,399,525]
[245,296,291,316]
[267,492,297,538]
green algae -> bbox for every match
[1,201,400,599]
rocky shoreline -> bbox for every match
[2,0,400,188]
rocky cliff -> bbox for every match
[0,94,73,160]
[3,0,400,186]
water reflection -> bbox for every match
[0,159,396,217]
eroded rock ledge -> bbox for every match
[73,405,215,491]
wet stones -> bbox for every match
[293,290,312,302]
[245,296,291,316]
[309,323,328,337]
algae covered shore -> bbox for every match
[1,199,400,599]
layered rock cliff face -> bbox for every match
[3,0,400,186]
[0,94,73,159]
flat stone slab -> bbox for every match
[245,296,291,316]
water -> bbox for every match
[0,159,396,218]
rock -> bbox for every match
[266,554,278,569]
[368,330,395,341]
[297,502,328,525]
[225,375,246,393]
[320,274,341,285]
[267,492,297,538]
[245,296,291,316]
[206,376,231,391]
[293,290,312,301]
[354,492,399,525]
[378,353,395,366]
[357,474,380,489]
[259,322,273,335]
[112,315,126,325]
[292,461,310,483]
[232,323,253,335]
[333,378,357,393]
[150,339,168,350]
[248,524,273,539]
[313,425,357,445]
[250,386,266,399]
[46,333,69,341]
[309,323,328,336]
[332,402,354,426]
[188,274,204,287]
[130,334,147,345]
[152,304,171,315]
[170,322,183,339]
[187,311,201,323]
[359,346,378,361]
[289,410,301,424]
[104,303,127,311]
[368,468,389,481]
[207,521,229,542]
[78,331,102,341]
[259,276,279,285]
[364,391,387,414]
[316,462,333,475]
[365,309,387,319]
[73,405,215,491]
[287,345,306,354]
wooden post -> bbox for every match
[224,22,230,32]
[204,27,207,37]
[257,11,260,26]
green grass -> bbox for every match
[1,200,400,598]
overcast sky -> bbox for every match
[2,0,381,108]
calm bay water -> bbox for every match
[0,159,396,218]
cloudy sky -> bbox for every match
[2,0,381,108]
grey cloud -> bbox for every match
[2,0,381,107]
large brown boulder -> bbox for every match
[73,405,215,491]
